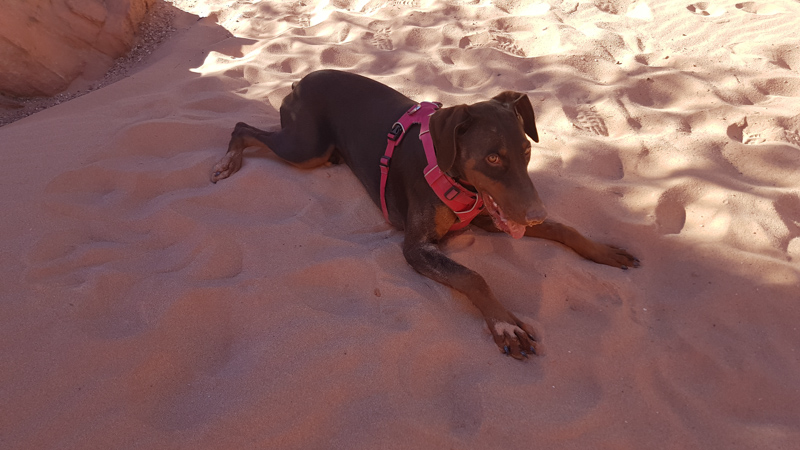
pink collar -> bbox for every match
[380,102,484,231]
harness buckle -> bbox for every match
[387,122,404,141]
[444,186,460,201]
[380,155,392,168]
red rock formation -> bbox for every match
[0,0,156,97]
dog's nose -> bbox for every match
[525,208,547,226]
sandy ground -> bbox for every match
[2,0,799,448]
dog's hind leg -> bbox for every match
[211,122,269,183]
[211,121,335,183]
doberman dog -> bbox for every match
[211,69,639,360]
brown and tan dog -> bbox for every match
[211,69,638,360]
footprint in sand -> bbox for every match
[735,1,786,14]
[365,24,393,51]
[491,33,525,57]
[726,117,748,142]
[285,0,312,28]
[331,0,357,9]
[334,23,351,43]
[561,1,580,13]
[686,2,725,16]
[295,13,311,28]
[654,188,688,235]
[575,104,609,136]
[360,0,389,14]
[458,31,525,57]
[727,115,800,147]
[726,117,766,144]
[743,132,765,145]
[594,0,630,14]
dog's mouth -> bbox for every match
[482,192,527,239]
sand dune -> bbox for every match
[2,0,799,448]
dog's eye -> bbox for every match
[486,154,501,165]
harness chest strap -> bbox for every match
[380,102,484,231]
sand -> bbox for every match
[2,0,799,448]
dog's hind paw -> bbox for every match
[210,152,243,183]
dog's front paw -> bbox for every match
[588,243,640,270]
[487,313,540,360]
[210,152,243,183]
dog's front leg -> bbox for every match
[473,215,639,269]
[525,220,640,269]
[402,238,539,359]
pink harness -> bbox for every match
[380,102,484,231]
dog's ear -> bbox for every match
[429,105,472,173]
[492,91,539,143]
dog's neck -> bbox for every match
[449,170,476,193]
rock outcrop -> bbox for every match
[0,0,157,97]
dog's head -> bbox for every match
[430,92,546,238]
